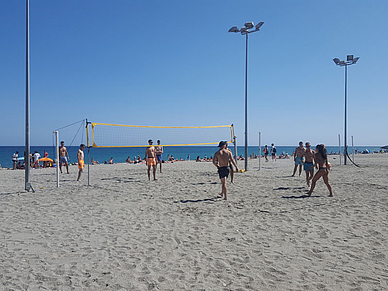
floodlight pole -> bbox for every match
[344,64,348,165]
[229,21,264,171]
[25,0,33,192]
[244,32,248,171]
[333,55,359,165]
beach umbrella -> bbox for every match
[39,157,53,162]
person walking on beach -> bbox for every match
[12,151,19,170]
[307,144,333,197]
[303,142,315,186]
[59,141,70,174]
[213,141,239,200]
[77,144,85,181]
[225,143,235,183]
[145,139,157,180]
[270,143,277,161]
[263,145,269,162]
[292,141,306,177]
[155,140,163,173]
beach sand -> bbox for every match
[0,154,387,290]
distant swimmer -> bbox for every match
[213,141,239,200]
[155,140,163,173]
[145,139,157,180]
[307,144,333,197]
[59,141,70,174]
[292,141,305,177]
[77,144,85,181]
[303,142,315,186]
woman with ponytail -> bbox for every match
[307,144,333,197]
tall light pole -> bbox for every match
[229,21,264,171]
[333,55,359,165]
[25,0,33,192]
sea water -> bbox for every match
[0,145,383,169]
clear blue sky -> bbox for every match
[1,0,387,147]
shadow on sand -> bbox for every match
[174,196,220,203]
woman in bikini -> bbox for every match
[307,144,333,197]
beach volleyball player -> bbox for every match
[145,139,157,180]
[213,141,238,200]
[155,140,163,173]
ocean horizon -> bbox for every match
[0,145,384,169]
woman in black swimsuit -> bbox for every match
[307,144,333,197]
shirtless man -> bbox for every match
[292,141,305,177]
[213,141,239,200]
[155,140,163,173]
[303,142,315,186]
[77,144,85,181]
[144,139,158,180]
[59,141,70,174]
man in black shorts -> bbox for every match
[213,141,239,200]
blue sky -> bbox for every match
[1,0,387,147]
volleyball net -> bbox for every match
[87,122,235,148]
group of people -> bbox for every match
[263,143,277,162]
[12,139,333,197]
[144,139,164,180]
[11,150,52,170]
[55,141,85,181]
[292,141,333,197]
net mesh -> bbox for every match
[87,123,234,148]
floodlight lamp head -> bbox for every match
[245,22,254,29]
[333,58,340,65]
[255,22,264,30]
[339,60,347,66]
[228,26,240,33]
[241,27,248,34]
[352,57,360,64]
[347,55,354,61]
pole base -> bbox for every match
[25,182,35,193]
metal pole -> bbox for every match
[54,131,59,187]
[25,0,32,192]
[338,134,341,165]
[258,132,261,171]
[244,33,248,171]
[352,135,355,162]
[344,65,348,165]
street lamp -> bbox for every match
[229,21,264,171]
[333,55,359,165]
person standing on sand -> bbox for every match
[270,143,277,161]
[12,151,19,170]
[263,145,269,162]
[145,139,157,180]
[303,142,315,186]
[155,140,163,173]
[59,141,70,174]
[213,141,239,200]
[77,144,85,181]
[307,144,333,197]
[292,141,306,177]
[225,143,235,183]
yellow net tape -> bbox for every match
[87,123,234,148]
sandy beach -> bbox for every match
[0,154,387,290]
